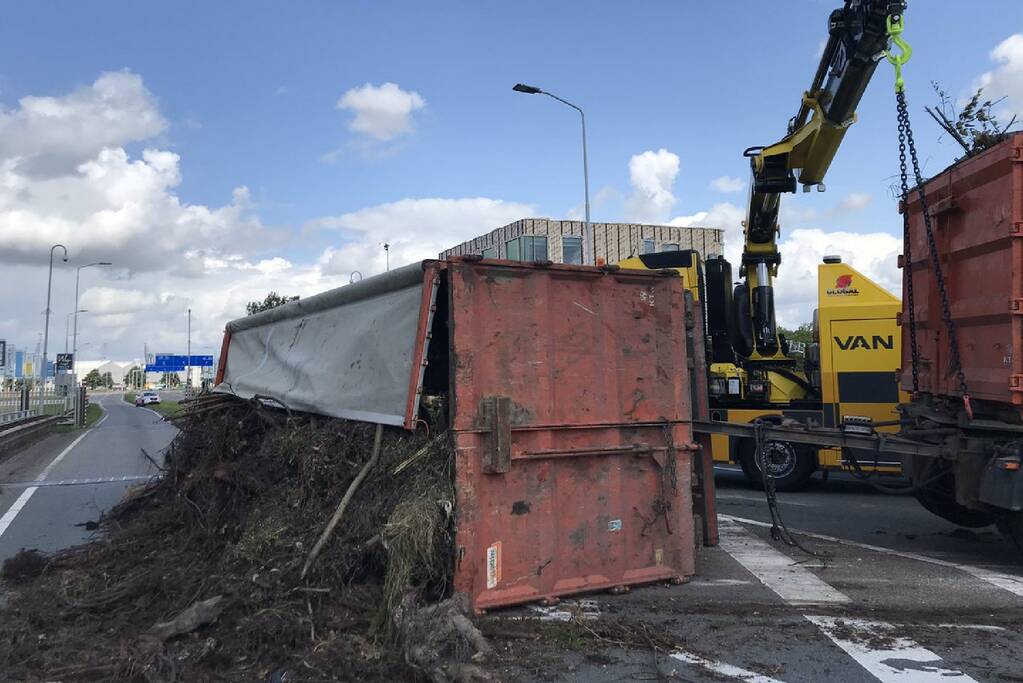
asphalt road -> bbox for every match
[497,467,1023,683]
[3,406,1022,681]
[0,393,176,563]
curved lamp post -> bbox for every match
[513,83,592,265]
[42,245,68,385]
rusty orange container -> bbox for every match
[902,134,1023,412]
[445,258,696,611]
[216,256,698,612]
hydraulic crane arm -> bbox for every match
[736,0,906,359]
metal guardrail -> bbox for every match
[0,410,34,425]
[0,388,74,425]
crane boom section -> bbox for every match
[738,0,904,360]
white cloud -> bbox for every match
[0,71,166,177]
[337,82,426,141]
[79,287,158,315]
[669,198,899,327]
[974,34,1023,119]
[710,175,745,193]
[773,229,900,327]
[566,185,619,221]
[0,71,306,360]
[313,197,535,277]
[834,192,872,213]
[624,149,680,223]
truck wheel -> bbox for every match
[738,439,817,492]
[996,513,1023,555]
[914,488,995,528]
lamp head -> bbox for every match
[513,83,542,95]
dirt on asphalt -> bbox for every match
[0,395,482,682]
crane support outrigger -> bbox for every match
[737,0,907,361]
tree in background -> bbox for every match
[124,366,144,389]
[246,292,299,316]
[778,322,814,345]
[83,368,104,389]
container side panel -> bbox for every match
[902,135,1022,411]
[447,260,694,611]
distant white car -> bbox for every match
[135,391,160,406]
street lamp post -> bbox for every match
[65,310,87,352]
[72,262,112,372]
[513,83,592,265]
[42,245,69,388]
[186,307,192,394]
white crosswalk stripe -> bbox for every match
[719,518,995,683]
[807,616,981,683]
[718,518,850,605]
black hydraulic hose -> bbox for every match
[844,433,953,495]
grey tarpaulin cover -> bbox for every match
[216,261,430,426]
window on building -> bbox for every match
[663,243,680,251]
[505,238,521,260]
[482,246,498,259]
[562,236,583,264]
[642,238,655,254]
[505,235,548,262]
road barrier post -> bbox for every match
[76,386,87,426]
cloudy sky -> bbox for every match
[1,1,1020,360]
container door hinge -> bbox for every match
[482,395,512,474]
[1011,299,1023,314]
[1011,375,1023,392]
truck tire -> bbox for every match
[996,513,1023,556]
[914,488,995,529]
[738,439,817,492]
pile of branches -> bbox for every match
[0,395,488,682]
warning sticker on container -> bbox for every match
[608,519,622,532]
[654,548,664,566]
[486,542,502,589]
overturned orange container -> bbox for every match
[217,257,697,611]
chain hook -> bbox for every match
[884,14,912,93]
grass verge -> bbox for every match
[53,402,103,433]
[148,401,183,419]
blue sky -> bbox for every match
[1,1,1021,358]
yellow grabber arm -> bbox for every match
[735,0,907,361]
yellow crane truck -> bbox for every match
[621,0,910,489]
[621,250,905,490]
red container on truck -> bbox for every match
[900,133,1023,548]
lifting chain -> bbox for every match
[891,39,973,419]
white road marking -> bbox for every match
[722,514,1023,599]
[0,487,38,537]
[687,578,754,587]
[806,616,981,683]
[718,519,850,605]
[1,475,155,489]
[669,650,790,683]
[36,428,95,481]
[717,493,815,508]
[528,599,601,622]
[0,409,105,541]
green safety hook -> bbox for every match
[885,14,912,93]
